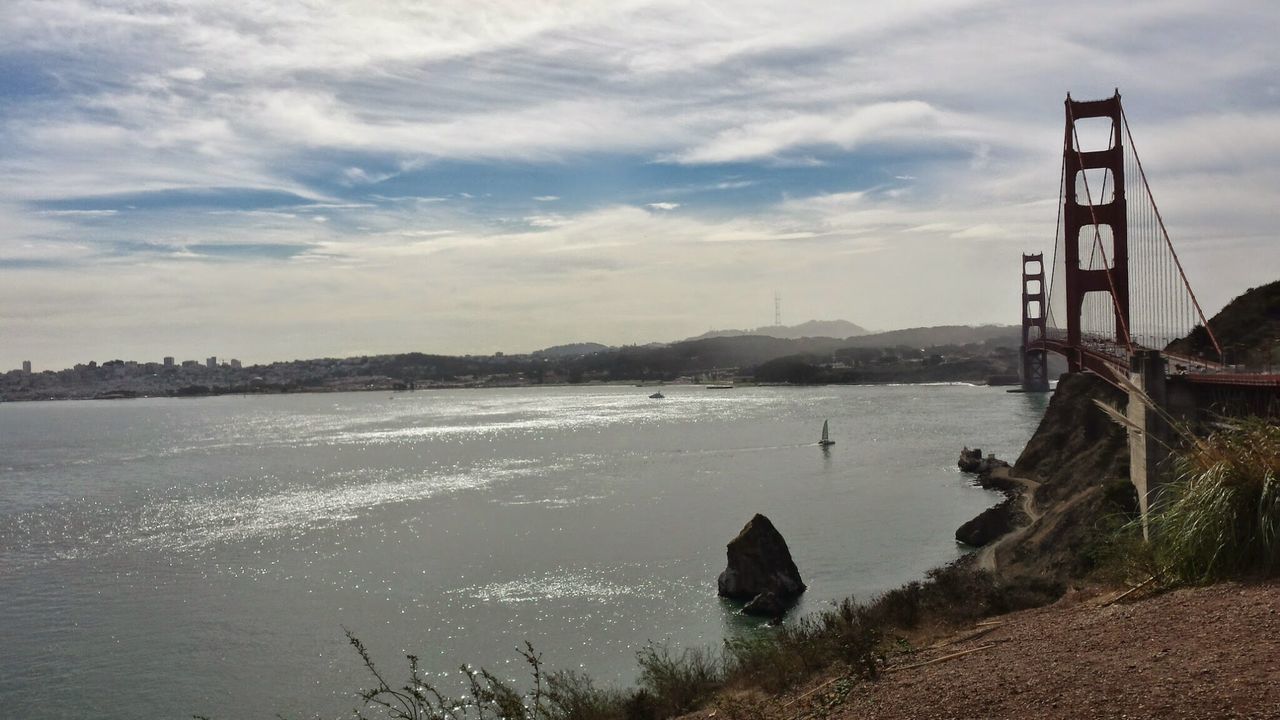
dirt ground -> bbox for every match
[700,581,1279,720]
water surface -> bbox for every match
[0,384,1047,719]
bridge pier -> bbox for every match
[1127,349,1170,540]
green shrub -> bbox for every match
[1147,419,1280,583]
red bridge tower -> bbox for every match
[1063,91,1130,371]
[1021,253,1049,392]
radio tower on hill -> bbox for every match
[774,291,782,326]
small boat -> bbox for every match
[818,419,835,447]
[649,392,665,399]
[706,385,734,390]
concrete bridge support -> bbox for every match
[1127,350,1169,540]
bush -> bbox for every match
[719,565,1059,695]
[634,643,722,718]
[1147,419,1280,583]
[546,671,628,720]
[331,565,1064,720]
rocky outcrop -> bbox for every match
[959,447,1010,475]
[958,447,983,472]
[956,500,1017,547]
[717,514,806,615]
[741,591,789,618]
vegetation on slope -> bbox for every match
[1166,279,1280,365]
[1143,419,1280,583]
[327,566,1059,720]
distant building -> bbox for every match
[206,356,217,369]
[22,360,31,373]
[182,360,198,368]
[229,359,242,369]
[163,356,175,367]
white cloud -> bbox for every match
[38,209,119,217]
[2,0,1279,366]
[167,66,206,82]
[669,101,947,164]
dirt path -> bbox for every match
[735,582,1279,720]
[973,467,1041,573]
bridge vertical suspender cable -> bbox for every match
[1045,152,1065,333]
[1119,102,1224,363]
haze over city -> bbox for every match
[3,0,1279,369]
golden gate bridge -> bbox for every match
[1020,90,1280,404]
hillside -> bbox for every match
[991,372,1133,580]
[710,581,1279,720]
[1165,279,1280,365]
[685,319,870,341]
[532,342,612,358]
[840,324,1019,349]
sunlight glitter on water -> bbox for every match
[131,459,547,552]
[452,568,670,605]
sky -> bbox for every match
[2,0,1279,370]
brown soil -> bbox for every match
[706,582,1279,720]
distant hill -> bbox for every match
[532,342,612,358]
[1165,280,1280,365]
[837,324,1020,349]
[686,319,870,341]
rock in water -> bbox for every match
[958,447,984,473]
[741,591,788,618]
[717,514,806,604]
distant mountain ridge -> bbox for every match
[686,319,870,341]
[837,324,1018,348]
[532,342,611,358]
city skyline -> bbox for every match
[3,1,1280,369]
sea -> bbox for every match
[0,384,1048,719]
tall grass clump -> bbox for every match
[1096,364,1280,584]
[1147,418,1280,583]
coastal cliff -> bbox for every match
[965,372,1135,582]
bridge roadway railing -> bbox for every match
[1030,337,1280,389]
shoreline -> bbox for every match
[0,377,1015,403]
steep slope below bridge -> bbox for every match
[982,372,1136,581]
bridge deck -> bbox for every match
[1030,338,1280,389]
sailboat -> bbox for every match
[818,419,835,447]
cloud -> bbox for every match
[668,101,947,164]
[2,0,1279,367]
[38,209,119,217]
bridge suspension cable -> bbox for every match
[1120,103,1223,361]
